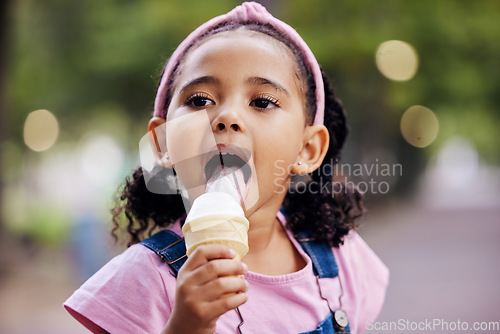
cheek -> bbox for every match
[166,110,216,163]
[271,119,304,155]
[165,110,218,196]
[254,122,303,178]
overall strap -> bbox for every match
[140,229,339,280]
[295,231,350,334]
[142,228,348,333]
[140,229,187,276]
[295,230,339,279]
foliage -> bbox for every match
[6,0,500,160]
[2,0,500,241]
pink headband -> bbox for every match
[153,1,325,125]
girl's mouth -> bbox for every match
[204,152,252,185]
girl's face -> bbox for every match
[166,29,308,216]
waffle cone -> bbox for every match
[183,216,249,260]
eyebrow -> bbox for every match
[179,76,220,93]
[248,76,290,96]
[179,75,290,96]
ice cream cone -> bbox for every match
[182,192,249,260]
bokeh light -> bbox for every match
[79,135,124,188]
[400,105,439,148]
[376,40,419,81]
[23,109,59,152]
[437,137,478,189]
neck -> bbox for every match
[241,195,306,275]
[244,195,284,255]
[247,213,282,255]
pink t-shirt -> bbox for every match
[64,213,389,333]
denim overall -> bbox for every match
[141,229,351,334]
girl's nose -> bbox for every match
[216,122,240,131]
[212,107,244,133]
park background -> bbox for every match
[0,0,499,333]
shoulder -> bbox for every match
[64,243,176,333]
[335,231,389,283]
[78,243,174,291]
[333,231,389,332]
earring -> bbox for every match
[298,161,302,165]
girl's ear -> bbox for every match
[292,125,329,175]
[147,117,173,168]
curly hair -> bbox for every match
[283,70,364,247]
[111,168,186,246]
[111,23,364,247]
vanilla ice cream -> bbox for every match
[182,166,249,260]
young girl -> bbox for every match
[64,2,389,333]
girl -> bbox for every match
[64,2,389,333]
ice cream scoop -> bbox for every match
[182,167,249,260]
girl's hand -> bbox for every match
[162,244,249,334]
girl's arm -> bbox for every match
[161,244,249,334]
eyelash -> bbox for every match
[185,93,214,108]
[184,93,281,110]
[251,94,281,110]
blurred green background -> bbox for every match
[1,1,499,333]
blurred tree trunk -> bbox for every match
[0,0,10,238]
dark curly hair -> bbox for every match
[111,22,364,247]
[283,70,364,247]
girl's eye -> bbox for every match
[250,96,280,110]
[186,94,215,108]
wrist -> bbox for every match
[162,314,215,334]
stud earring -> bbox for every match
[298,161,302,165]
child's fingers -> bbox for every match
[181,244,237,272]
[201,276,249,301]
[191,259,248,286]
[207,291,248,318]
